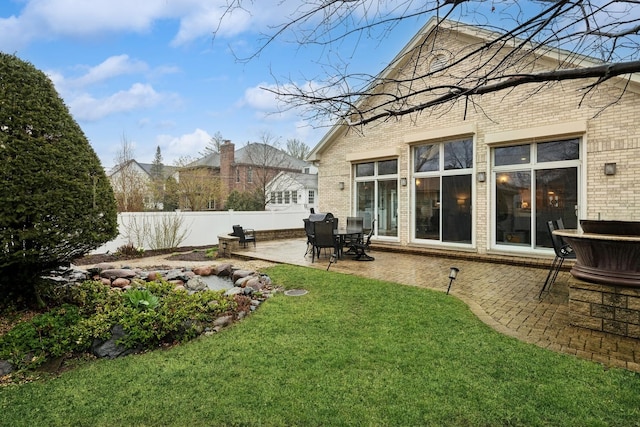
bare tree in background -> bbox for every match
[110,135,146,212]
[174,156,225,211]
[217,1,640,126]
[286,138,311,160]
[200,131,226,157]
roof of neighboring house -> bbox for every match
[284,171,319,190]
[137,162,178,179]
[186,152,220,168]
[108,159,177,179]
[186,143,310,170]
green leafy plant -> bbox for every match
[205,247,217,258]
[0,304,86,370]
[124,289,159,310]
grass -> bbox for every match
[1,264,639,426]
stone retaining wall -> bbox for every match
[569,278,640,338]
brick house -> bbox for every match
[181,140,310,210]
[308,18,640,257]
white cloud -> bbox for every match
[69,83,165,121]
[0,0,304,50]
[74,55,149,87]
[158,128,212,164]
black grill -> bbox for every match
[308,212,334,223]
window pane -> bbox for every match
[378,159,398,175]
[535,167,578,248]
[444,139,473,170]
[414,145,439,172]
[537,139,580,162]
[415,177,440,240]
[495,171,531,246]
[442,175,472,243]
[356,181,375,229]
[495,145,530,166]
[377,180,398,237]
[356,162,374,177]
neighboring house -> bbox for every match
[266,169,319,212]
[182,140,312,210]
[108,160,177,211]
[308,18,640,257]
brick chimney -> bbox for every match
[220,140,234,192]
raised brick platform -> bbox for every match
[569,278,640,338]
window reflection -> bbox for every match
[495,145,530,166]
[414,145,439,172]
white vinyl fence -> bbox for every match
[93,210,308,254]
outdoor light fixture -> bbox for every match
[339,182,345,190]
[400,177,407,186]
[327,252,338,271]
[604,163,617,176]
[221,241,227,256]
[477,171,486,182]
[447,267,460,295]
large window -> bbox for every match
[354,159,398,238]
[493,138,579,250]
[413,138,473,244]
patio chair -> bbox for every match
[351,219,375,261]
[539,219,575,298]
[312,218,339,263]
[232,225,256,248]
[303,218,315,257]
[343,216,364,253]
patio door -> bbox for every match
[354,159,399,239]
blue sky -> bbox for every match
[0,0,425,169]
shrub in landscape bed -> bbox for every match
[0,53,117,305]
[0,280,243,372]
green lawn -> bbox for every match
[1,265,639,426]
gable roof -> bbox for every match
[308,17,640,161]
[108,159,177,179]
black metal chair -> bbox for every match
[351,219,376,261]
[539,219,575,298]
[312,218,339,263]
[343,217,364,253]
[303,218,315,257]
[232,225,256,248]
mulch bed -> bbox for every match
[73,246,215,265]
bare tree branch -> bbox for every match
[216,1,640,126]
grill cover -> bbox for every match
[308,212,334,222]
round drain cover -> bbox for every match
[284,289,308,296]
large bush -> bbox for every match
[0,53,118,302]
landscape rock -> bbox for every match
[215,264,233,276]
[0,360,13,375]
[92,324,143,359]
[111,277,131,288]
[192,266,213,276]
[186,276,208,292]
[100,268,137,279]
[232,269,253,282]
